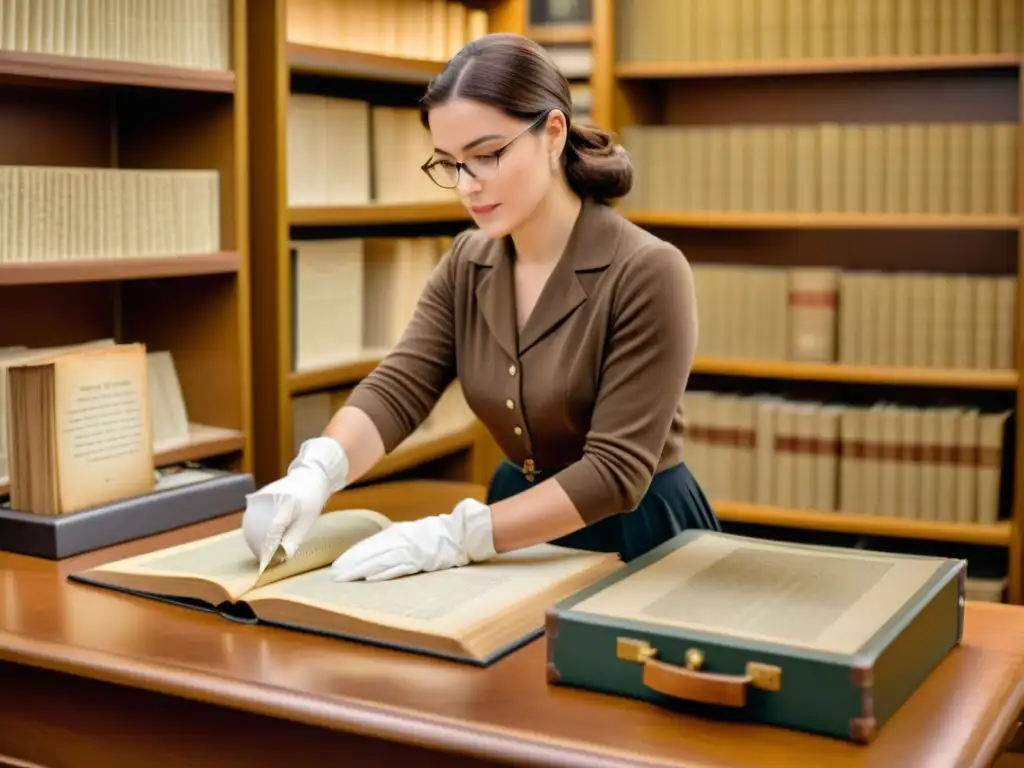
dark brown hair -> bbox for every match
[419,33,632,203]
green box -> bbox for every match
[544,530,965,743]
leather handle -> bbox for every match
[641,658,752,708]
[617,637,780,708]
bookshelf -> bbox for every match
[0,1,252,498]
[247,0,527,491]
[593,0,1024,603]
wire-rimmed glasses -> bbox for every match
[421,110,552,189]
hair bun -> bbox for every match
[564,121,633,202]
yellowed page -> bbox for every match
[246,544,618,637]
[251,509,391,589]
[570,533,947,655]
[50,343,154,513]
[84,508,391,601]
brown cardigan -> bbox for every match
[345,198,698,524]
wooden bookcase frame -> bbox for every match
[246,0,526,491]
[589,0,1024,603]
[0,0,253,495]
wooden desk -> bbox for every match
[1,513,1023,768]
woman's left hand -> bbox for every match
[328,498,497,582]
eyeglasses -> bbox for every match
[421,110,551,189]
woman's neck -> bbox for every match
[510,177,583,266]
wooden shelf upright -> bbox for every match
[591,0,1024,603]
[246,0,526,491]
[0,1,253,498]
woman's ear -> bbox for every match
[544,109,569,159]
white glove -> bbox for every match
[328,498,497,582]
[242,437,350,570]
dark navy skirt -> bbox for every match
[486,459,722,563]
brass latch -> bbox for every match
[746,661,782,691]
[616,637,657,663]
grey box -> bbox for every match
[0,471,255,559]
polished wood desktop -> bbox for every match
[1,500,1023,767]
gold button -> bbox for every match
[508,365,517,376]
[506,399,514,409]
[514,426,522,436]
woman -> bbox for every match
[245,33,720,582]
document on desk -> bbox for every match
[569,533,947,654]
[67,506,623,665]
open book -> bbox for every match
[69,507,624,665]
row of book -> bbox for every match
[0,166,220,264]
[618,122,1017,217]
[291,381,473,456]
[287,94,451,208]
[684,389,1012,525]
[290,235,449,373]
[836,269,1015,370]
[1,339,236,512]
[290,240,1017,375]
[693,264,1017,371]
[286,0,488,62]
[615,0,1022,63]
[0,0,231,70]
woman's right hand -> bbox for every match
[242,437,350,569]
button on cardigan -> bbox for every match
[345,198,699,524]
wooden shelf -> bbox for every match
[294,359,1016,402]
[289,202,469,227]
[0,0,253,496]
[0,50,236,92]
[692,357,1019,390]
[616,53,1023,80]
[361,424,479,483]
[287,43,445,84]
[289,357,382,394]
[715,502,1013,547]
[0,252,240,286]
[624,211,1020,230]
[597,0,1024,604]
[528,25,593,45]
[0,424,245,496]
[153,425,246,467]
